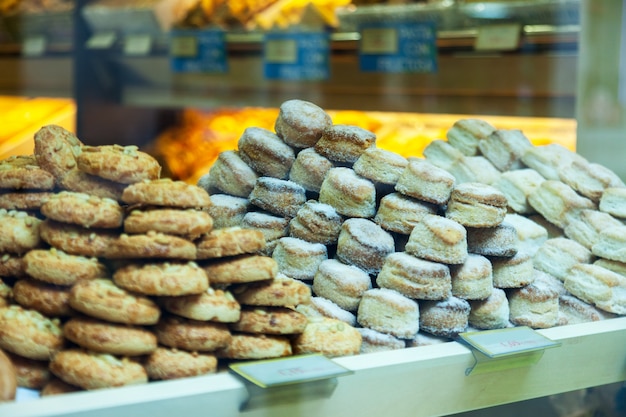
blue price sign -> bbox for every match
[264,31,330,81]
[170,28,228,73]
[359,21,437,73]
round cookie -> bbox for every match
[143,347,218,381]
[319,167,377,219]
[33,124,83,182]
[419,296,471,338]
[274,99,332,148]
[315,124,376,164]
[288,148,334,194]
[6,350,51,389]
[58,168,127,202]
[63,316,157,356]
[49,348,148,390]
[292,316,362,357]
[39,219,118,258]
[159,287,241,323]
[12,278,73,317]
[357,288,420,339]
[0,155,55,190]
[237,127,295,179]
[289,200,343,245]
[23,248,109,286]
[231,273,312,307]
[40,376,82,396]
[0,191,55,211]
[200,255,278,285]
[0,209,43,255]
[122,178,211,209]
[0,348,17,401]
[336,218,396,275]
[0,253,25,279]
[272,237,328,281]
[113,261,208,296]
[106,232,197,260]
[0,279,12,308]
[313,259,372,312]
[69,278,161,325]
[216,333,292,360]
[124,208,213,239]
[154,314,232,352]
[195,227,266,260]
[249,177,307,219]
[376,252,452,301]
[76,144,161,184]
[230,306,308,335]
[0,305,65,360]
[40,191,124,229]
[199,150,258,198]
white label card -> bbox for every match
[459,326,561,358]
[86,32,117,49]
[124,34,152,56]
[230,354,352,388]
[475,23,521,51]
[22,36,47,56]
[264,39,298,64]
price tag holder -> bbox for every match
[359,21,437,73]
[86,32,117,50]
[22,36,47,57]
[263,31,330,81]
[474,23,521,51]
[230,354,353,411]
[124,34,152,56]
[170,29,227,73]
[459,326,561,375]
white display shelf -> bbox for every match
[3,316,626,417]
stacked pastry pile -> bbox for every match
[198,99,626,353]
[0,124,362,400]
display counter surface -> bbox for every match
[3,316,625,417]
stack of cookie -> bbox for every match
[197,98,626,355]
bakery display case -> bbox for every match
[2,1,626,417]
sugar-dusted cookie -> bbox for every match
[0,191,54,211]
[195,227,266,260]
[0,305,65,360]
[69,278,161,325]
[0,155,55,190]
[63,316,157,356]
[144,347,218,380]
[200,254,278,285]
[230,306,308,335]
[12,278,73,317]
[124,208,213,239]
[113,261,208,296]
[40,191,124,229]
[0,209,43,255]
[76,144,161,184]
[106,232,197,260]
[33,125,83,182]
[292,316,362,357]
[154,314,232,352]
[39,219,118,258]
[58,169,127,202]
[49,348,148,390]
[121,178,211,209]
[231,273,312,307]
[216,333,292,360]
[159,287,240,323]
[23,248,109,286]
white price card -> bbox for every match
[264,38,298,64]
[459,326,560,358]
[124,34,152,56]
[360,27,399,55]
[22,36,46,57]
[230,354,352,388]
[475,23,521,51]
[86,32,117,49]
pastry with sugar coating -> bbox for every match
[395,158,455,206]
[564,263,626,315]
[405,214,468,265]
[466,222,519,258]
[315,124,376,164]
[319,167,377,218]
[491,249,535,288]
[292,316,362,357]
[288,148,334,194]
[200,150,257,198]
[358,327,406,354]
[272,236,327,281]
[493,169,545,214]
[508,278,561,328]
[592,224,626,263]
[528,180,596,230]
[423,139,464,171]
[533,237,593,281]
[419,296,470,338]
[353,147,408,185]
[445,182,508,228]
[450,254,493,300]
[560,160,625,202]
[521,143,587,181]
[376,252,452,300]
[564,209,624,250]
[274,99,332,148]
[468,288,511,330]
[374,192,437,235]
[238,127,295,179]
[478,128,532,171]
[504,213,548,256]
[599,187,626,218]
[357,288,420,339]
[336,218,395,275]
[296,296,357,326]
[312,259,371,312]
[249,177,306,219]
[205,194,249,229]
[289,200,343,245]
[447,156,501,185]
[446,118,495,156]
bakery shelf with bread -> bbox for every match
[0,100,625,416]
